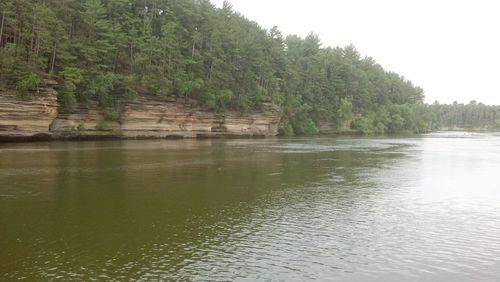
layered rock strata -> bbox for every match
[0,84,280,141]
[0,81,59,141]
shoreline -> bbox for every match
[0,131,273,143]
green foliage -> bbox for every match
[429,101,500,130]
[205,89,233,111]
[96,122,111,131]
[105,109,121,122]
[278,123,295,136]
[352,103,430,134]
[179,78,204,98]
[84,72,118,105]
[246,85,268,111]
[0,43,17,86]
[116,75,139,99]
[124,87,139,99]
[77,124,86,131]
[59,67,84,112]
[336,98,354,130]
[16,73,40,97]
[61,67,85,84]
[352,117,374,134]
[96,121,119,131]
[292,117,319,135]
[238,86,267,113]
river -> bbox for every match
[1,132,500,281]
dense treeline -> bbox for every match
[0,0,430,134]
[429,101,500,130]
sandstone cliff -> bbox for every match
[119,96,279,138]
[0,81,59,141]
[0,84,280,141]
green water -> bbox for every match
[1,133,500,281]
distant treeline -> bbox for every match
[429,101,500,130]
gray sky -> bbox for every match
[211,0,500,105]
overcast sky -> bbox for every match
[211,0,500,105]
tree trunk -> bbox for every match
[129,43,133,61]
[149,43,153,67]
[50,42,57,73]
[191,39,195,58]
[35,35,40,56]
[0,12,5,47]
[29,13,36,62]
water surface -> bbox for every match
[1,132,500,281]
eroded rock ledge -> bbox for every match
[0,84,280,142]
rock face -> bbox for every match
[120,96,279,138]
[317,121,337,134]
[317,119,354,134]
[1,84,280,141]
[120,96,214,138]
[49,101,107,132]
[0,82,59,140]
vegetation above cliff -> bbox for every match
[1,0,431,134]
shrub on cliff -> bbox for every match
[59,68,84,112]
[16,73,40,97]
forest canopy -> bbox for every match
[0,0,443,134]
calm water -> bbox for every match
[1,132,500,281]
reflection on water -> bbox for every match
[1,133,500,281]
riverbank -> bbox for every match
[0,130,276,142]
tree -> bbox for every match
[336,98,354,130]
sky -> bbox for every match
[211,0,500,105]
